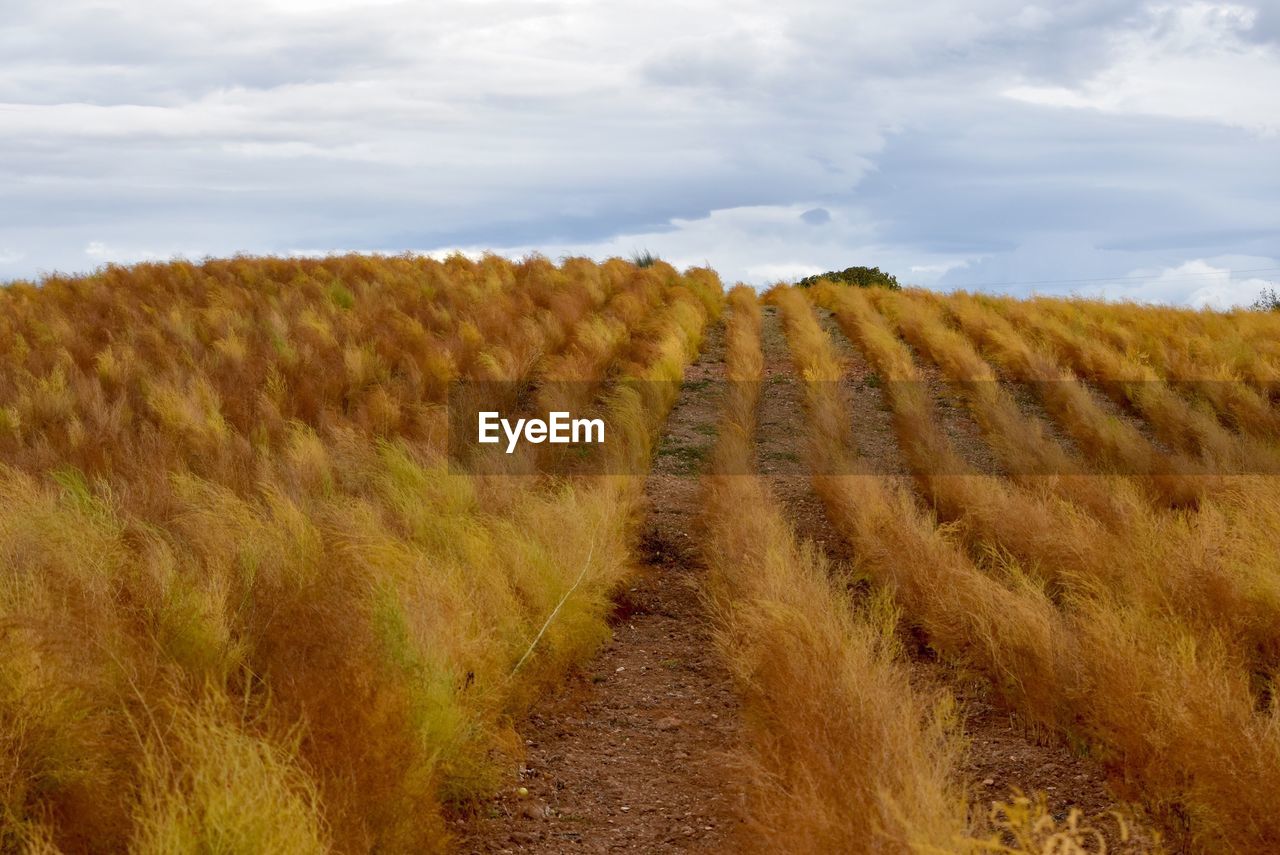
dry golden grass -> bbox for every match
[3,254,1278,852]
[994,297,1280,475]
[819,287,1280,671]
[1020,296,1280,408]
[0,254,719,852]
[776,284,1280,852]
[701,286,970,853]
[935,290,1210,507]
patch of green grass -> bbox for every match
[657,441,708,472]
[630,249,659,268]
[328,282,355,310]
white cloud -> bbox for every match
[1154,261,1276,310]
[1075,259,1279,308]
[445,202,990,289]
[1004,3,1280,133]
[745,263,826,282]
[489,203,881,286]
[1,0,1277,309]
[1187,274,1274,309]
[260,0,402,11]
[84,240,193,265]
[910,260,970,276]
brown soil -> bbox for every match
[1074,376,1179,457]
[999,375,1089,465]
[754,306,855,563]
[755,304,1160,851]
[918,312,1090,467]
[903,342,1008,477]
[457,320,745,854]
[815,308,910,477]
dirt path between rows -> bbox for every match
[459,320,744,854]
[754,305,855,563]
[756,304,1158,849]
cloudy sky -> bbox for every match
[2,0,1278,306]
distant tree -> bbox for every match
[1251,287,1280,312]
[796,265,901,290]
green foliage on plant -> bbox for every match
[328,282,355,309]
[1251,287,1280,312]
[630,250,659,268]
[796,265,901,290]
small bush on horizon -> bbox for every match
[1251,286,1280,311]
[630,250,659,268]
[796,265,901,290]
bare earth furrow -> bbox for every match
[460,319,745,854]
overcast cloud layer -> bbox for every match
[2,0,1277,306]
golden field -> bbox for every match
[2,255,1280,853]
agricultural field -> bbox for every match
[2,256,1279,853]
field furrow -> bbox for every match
[789,292,1143,837]
[995,298,1280,474]
[460,309,747,853]
[700,287,970,852]
[777,285,1280,851]
[937,291,1208,506]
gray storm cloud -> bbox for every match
[1,0,1277,306]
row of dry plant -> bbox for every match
[0,255,721,851]
[769,283,1278,851]
[701,286,1149,853]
